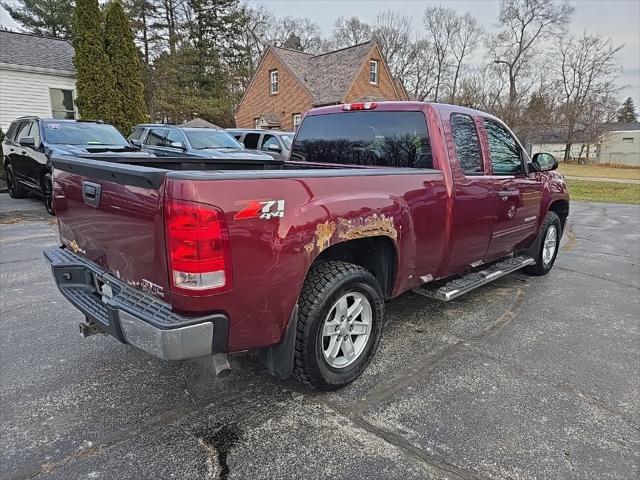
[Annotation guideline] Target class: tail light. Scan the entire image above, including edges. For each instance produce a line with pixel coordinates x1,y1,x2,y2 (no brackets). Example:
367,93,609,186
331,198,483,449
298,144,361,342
343,102,378,111
164,199,232,294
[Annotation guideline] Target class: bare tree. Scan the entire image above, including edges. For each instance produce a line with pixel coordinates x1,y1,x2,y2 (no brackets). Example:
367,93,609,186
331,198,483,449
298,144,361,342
487,0,573,125
554,32,623,162
449,12,482,104
423,6,458,102
372,11,415,81
331,16,372,49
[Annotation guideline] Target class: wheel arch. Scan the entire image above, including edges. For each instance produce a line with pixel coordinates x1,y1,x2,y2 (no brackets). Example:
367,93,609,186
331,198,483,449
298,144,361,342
548,199,569,232
311,236,398,299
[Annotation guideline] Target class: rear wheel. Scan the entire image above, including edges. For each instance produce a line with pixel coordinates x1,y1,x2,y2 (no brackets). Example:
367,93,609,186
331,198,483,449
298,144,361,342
293,261,384,390
4,163,27,198
43,173,55,215
525,211,561,276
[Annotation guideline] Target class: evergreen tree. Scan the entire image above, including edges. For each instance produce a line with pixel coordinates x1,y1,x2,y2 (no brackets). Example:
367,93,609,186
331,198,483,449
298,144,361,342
1,0,74,38
72,0,117,123
105,0,148,134
617,97,638,123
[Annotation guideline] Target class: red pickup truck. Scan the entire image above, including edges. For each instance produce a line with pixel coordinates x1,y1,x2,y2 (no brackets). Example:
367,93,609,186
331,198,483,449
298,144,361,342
45,102,569,390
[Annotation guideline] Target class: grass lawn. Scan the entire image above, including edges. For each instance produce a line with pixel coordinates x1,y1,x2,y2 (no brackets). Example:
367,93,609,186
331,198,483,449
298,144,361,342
558,163,640,180
567,179,640,204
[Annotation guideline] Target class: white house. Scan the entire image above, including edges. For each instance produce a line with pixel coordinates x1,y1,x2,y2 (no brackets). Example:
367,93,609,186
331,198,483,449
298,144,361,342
531,122,640,166
0,30,77,132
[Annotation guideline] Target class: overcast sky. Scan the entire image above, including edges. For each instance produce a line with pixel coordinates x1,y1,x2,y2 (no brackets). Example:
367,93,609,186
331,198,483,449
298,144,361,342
249,0,640,102
1,0,638,101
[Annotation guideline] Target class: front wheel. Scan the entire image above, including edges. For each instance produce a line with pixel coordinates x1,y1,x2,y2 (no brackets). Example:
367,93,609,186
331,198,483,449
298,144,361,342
4,163,27,199
293,261,384,390
525,211,561,276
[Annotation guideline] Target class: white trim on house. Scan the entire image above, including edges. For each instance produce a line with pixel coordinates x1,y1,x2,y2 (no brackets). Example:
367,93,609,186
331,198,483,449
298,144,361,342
0,62,75,78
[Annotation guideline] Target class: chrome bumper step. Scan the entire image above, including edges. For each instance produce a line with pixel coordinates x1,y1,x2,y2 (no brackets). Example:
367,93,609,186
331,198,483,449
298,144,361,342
412,256,535,301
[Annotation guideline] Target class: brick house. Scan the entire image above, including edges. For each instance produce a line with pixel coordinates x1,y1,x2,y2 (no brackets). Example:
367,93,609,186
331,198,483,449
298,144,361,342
235,40,408,131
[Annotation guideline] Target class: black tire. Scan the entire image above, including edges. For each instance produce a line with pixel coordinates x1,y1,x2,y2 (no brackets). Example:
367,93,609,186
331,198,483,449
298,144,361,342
293,261,384,390
4,163,27,199
43,173,55,216
525,211,561,276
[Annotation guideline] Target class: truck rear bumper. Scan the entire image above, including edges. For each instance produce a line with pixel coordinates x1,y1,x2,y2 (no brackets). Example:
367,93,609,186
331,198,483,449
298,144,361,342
44,247,228,361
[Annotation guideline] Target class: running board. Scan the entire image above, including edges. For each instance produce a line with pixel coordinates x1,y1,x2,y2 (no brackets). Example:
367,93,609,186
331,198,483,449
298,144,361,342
412,256,535,301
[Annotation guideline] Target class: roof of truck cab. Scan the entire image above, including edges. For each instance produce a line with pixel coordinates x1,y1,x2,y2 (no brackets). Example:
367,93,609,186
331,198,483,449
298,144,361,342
306,101,494,119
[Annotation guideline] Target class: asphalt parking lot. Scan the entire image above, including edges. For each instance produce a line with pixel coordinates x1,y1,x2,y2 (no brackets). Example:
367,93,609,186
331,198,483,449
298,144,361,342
1,193,638,480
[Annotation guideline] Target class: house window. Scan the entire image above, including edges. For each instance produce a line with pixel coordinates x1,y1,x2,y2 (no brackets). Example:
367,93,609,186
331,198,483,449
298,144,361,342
293,114,302,130
369,60,378,84
622,137,634,143
50,88,76,119
270,69,278,94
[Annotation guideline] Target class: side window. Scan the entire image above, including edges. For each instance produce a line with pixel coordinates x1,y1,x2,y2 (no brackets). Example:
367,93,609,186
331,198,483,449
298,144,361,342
483,119,524,175
16,122,32,142
6,122,19,141
451,114,483,175
145,128,166,146
231,133,242,140
260,134,280,151
166,129,183,146
29,122,41,146
243,133,260,149
129,128,144,141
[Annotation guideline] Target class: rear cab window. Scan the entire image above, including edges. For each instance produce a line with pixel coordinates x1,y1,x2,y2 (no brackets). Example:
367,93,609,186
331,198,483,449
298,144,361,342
291,111,434,168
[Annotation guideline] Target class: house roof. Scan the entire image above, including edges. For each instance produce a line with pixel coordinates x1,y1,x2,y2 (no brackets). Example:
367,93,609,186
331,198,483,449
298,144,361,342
270,41,386,106
0,30,75,73
181,117,220,129
603,122,640,132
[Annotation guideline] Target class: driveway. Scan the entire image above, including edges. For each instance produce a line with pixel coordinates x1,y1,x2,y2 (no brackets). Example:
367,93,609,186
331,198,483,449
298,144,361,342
1,195,638,480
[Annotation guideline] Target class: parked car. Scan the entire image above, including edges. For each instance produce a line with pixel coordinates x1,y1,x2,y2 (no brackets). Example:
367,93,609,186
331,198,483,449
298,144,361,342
2,117,146,215
45,101,569,390
129,124,277,164
226,128,294,161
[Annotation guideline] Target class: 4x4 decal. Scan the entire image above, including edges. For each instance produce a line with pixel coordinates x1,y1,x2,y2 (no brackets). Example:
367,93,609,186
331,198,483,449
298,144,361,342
234,200,285,220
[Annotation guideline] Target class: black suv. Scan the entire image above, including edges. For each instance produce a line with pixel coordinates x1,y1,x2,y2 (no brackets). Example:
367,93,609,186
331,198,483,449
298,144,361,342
2,117,144,214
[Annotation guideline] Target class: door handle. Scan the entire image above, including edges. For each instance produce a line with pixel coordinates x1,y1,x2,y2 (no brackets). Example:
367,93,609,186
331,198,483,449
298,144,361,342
82,181,102,207
498,189,519,199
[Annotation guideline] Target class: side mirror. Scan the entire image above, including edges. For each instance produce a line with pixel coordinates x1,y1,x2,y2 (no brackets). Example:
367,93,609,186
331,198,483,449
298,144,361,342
267,143,281,153
19,137,36,148
532,152,558,172
169,141,186,150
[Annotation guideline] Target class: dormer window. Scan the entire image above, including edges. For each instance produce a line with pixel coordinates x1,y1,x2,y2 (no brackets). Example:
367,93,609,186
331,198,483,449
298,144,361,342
369,60,378,85
270,69,279,94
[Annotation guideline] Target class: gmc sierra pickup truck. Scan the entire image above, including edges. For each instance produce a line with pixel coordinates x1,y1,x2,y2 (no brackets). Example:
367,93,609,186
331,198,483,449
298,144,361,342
45,101,569,390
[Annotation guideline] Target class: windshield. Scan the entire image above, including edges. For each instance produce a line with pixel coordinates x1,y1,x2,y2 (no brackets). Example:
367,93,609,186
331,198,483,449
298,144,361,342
290,111,433,168
43,122,129,146
281,134,293,149
185,130,243,150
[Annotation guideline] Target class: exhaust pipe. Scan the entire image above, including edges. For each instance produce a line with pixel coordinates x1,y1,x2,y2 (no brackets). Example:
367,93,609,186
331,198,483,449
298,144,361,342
211,353,231,378
79,320,104,338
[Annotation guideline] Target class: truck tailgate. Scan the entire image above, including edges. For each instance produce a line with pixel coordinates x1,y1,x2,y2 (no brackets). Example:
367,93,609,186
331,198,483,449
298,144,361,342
52,157,172,303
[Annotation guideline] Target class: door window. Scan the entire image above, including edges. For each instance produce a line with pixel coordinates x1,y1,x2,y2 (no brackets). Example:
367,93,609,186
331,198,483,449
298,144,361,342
243,133,260,149
166,129,183,146
145,128,167,146
483,119,524,175
28,122,41,147
16,122,32,142
129,127,144,141
451,113,483,174
260,134,280,151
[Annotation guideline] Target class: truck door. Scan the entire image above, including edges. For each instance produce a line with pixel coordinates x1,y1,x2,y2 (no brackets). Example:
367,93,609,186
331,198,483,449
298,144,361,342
482,118,542,261
444,113,495,275
12,121,33,182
